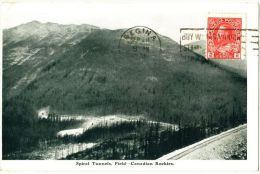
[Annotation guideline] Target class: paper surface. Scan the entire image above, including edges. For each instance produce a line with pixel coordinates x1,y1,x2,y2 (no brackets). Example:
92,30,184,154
0,0,259,173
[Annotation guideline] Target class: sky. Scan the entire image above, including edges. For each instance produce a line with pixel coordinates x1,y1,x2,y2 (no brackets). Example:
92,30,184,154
1,0,258,41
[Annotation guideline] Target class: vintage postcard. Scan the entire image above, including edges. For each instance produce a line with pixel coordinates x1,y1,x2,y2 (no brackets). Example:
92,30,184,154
0,0,259,173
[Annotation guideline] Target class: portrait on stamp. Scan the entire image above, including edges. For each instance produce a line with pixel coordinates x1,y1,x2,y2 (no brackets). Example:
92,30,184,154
207,17,242,59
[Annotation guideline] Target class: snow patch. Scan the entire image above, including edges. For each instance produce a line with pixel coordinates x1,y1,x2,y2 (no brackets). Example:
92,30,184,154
57,128,84,137
56,114,179,137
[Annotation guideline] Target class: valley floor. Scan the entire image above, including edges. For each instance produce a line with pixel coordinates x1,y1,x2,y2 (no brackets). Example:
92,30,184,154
3,114,246,160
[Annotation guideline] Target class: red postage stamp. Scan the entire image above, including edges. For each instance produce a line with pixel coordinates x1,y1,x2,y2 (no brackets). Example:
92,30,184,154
207,17,242,59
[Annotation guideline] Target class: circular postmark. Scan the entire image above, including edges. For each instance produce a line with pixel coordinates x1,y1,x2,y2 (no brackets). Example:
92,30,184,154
119,26,161,58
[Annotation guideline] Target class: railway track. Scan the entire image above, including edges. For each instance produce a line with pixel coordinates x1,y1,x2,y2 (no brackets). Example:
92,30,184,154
158,124,247,160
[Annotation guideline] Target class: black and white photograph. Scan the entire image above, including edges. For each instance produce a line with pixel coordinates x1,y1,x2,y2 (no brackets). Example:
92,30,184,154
0,0,259,173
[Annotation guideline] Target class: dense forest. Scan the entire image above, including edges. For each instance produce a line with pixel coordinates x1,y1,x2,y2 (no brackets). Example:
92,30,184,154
63,120,228,160
2,97,83,155
3,95,246,159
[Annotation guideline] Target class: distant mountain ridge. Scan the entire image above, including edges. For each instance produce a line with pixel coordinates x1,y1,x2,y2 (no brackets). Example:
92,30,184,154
3,21,246,125
3,21,99,97
184,40,247,78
